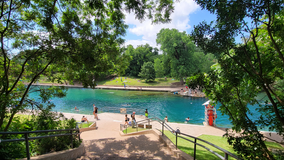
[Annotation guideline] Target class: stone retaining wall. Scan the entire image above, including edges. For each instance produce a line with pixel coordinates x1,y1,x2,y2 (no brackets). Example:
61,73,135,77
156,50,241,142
18,142,85,160
97,85,183,88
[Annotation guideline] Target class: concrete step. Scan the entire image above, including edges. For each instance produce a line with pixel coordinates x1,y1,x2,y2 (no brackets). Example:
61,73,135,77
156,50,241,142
78,134,178,160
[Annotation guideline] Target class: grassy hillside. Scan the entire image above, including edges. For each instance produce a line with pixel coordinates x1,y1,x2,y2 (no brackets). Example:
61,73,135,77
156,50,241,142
96,77,180,86
35,76,181,87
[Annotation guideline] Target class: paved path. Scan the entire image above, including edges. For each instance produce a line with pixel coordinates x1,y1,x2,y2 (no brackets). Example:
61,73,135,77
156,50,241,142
32,83,184,92
95,85,182,92
62,112,283,143
58,112,282,160
78,134,178,160
71,113,178,160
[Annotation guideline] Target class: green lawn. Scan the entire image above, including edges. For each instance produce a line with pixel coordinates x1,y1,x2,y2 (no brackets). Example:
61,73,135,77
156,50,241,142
164,131,284,160
34,76,181,87
122,126,147,134
96,77,180,86
77,122,91,129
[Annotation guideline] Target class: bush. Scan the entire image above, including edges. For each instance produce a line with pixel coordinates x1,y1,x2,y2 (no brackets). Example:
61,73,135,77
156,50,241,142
0,111,81,160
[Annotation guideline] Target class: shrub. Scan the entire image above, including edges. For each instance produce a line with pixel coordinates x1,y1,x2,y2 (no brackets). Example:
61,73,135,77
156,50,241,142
0,111,81,159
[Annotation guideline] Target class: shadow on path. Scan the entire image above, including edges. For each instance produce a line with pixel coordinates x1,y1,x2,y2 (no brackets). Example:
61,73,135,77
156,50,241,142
82,134,177,160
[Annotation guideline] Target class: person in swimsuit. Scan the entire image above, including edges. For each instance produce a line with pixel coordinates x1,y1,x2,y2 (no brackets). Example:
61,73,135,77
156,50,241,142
131,112,136,127
81,116,88,122
145,109,148,118
93,104,99,120
185,117,190,123
124,114,129,126
164,116,168,122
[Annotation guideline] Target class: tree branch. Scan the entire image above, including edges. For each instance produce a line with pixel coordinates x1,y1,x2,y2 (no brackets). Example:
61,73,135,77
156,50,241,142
3,57,55,131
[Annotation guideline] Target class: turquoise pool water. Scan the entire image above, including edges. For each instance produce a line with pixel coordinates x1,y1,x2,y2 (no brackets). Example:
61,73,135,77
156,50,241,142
28,87,262,128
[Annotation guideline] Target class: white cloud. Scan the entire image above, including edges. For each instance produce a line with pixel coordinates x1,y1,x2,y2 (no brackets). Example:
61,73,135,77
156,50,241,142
124,0,199,48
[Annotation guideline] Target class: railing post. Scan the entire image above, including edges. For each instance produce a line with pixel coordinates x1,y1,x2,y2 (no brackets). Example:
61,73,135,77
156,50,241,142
175,132,178,150
194,138,197,160
224,153,228,160
24,133,30,160
78,129,80,142
70,130,73,148
136,123,138,132
162,121,164,136
148,119,150,125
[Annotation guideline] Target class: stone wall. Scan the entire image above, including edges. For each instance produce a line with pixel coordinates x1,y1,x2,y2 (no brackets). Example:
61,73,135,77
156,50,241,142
19,142,85,160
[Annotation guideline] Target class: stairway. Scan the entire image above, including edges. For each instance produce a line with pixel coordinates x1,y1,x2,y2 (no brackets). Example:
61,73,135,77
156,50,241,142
77,134,178,160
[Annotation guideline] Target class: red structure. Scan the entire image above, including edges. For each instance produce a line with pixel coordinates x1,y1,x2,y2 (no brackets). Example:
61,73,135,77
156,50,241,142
203,100,217,126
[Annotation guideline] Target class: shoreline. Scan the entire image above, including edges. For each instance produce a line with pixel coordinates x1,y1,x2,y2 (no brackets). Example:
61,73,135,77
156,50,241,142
17,110,275,133
31,83,206,97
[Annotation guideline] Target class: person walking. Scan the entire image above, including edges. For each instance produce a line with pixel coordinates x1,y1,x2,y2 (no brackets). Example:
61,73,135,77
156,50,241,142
145,109,148,118
93,104,99,120
124,114,129,126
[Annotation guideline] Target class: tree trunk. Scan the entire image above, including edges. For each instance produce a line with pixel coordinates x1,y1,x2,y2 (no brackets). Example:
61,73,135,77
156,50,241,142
180,78,184,85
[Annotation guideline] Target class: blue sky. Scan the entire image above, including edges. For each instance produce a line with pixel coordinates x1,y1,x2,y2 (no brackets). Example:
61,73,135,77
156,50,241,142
123,0,217,48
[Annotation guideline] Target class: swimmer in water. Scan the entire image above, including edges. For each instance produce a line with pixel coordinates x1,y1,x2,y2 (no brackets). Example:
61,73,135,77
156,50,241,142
185,117,190,123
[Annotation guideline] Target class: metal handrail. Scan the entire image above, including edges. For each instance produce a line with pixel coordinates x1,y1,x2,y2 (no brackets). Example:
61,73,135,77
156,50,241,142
0,128,80,160
120,116,240,160
0,128,78,135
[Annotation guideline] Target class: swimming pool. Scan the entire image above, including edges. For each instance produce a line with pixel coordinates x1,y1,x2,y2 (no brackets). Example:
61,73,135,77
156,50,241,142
28,87,261,129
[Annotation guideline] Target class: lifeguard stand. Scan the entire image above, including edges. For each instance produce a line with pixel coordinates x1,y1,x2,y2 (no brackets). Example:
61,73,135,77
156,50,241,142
202,100,217,126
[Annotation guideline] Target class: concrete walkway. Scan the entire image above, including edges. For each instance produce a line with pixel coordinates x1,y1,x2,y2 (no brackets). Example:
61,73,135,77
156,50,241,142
32,83,183,92
59,112,283,160
80,134,178,160
95,85,182,92
63,112,283,143
67,113,179,160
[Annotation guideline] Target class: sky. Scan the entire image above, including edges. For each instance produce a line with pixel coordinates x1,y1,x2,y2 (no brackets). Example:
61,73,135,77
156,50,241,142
123,0,217,49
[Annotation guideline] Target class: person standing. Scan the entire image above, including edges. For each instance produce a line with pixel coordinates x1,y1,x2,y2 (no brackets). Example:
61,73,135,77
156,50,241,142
93,104,99,120
164,116,168,122
131,112,136,127
145,109,148,118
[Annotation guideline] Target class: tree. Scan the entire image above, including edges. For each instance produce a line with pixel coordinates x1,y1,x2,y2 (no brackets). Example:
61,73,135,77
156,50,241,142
192,49,216,73
0,0,174,131
190,0,284,159
125,44,160,77
154,58,165,78
138,62,156,82
156,28,196,83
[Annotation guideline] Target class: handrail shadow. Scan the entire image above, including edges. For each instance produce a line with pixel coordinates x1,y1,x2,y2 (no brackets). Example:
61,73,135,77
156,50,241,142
120,116,241,160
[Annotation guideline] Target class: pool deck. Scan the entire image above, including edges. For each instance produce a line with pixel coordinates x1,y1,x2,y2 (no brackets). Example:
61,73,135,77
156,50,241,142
62,112,283,144
32,83,206,97
95,85,181,92
32,83,183,92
